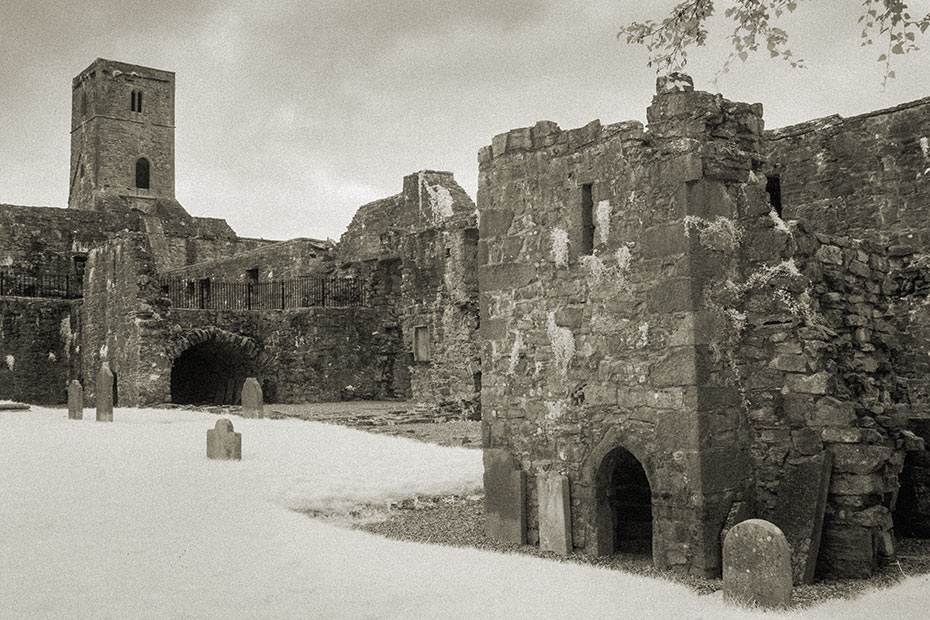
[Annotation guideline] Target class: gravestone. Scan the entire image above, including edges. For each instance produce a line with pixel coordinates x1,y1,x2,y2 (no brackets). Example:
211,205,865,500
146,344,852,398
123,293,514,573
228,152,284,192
241,377,263,418
207,419,242,460
723,519,792,609
67,380,83,420
765,450,833,584
96,365,113,422
483,449,526,543
537,472,572,554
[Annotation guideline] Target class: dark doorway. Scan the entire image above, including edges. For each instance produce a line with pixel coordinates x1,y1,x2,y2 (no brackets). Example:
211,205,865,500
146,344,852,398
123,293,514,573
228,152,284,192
595,446,653,556
112,371,118,407
894,449,930,538
170,340,257,405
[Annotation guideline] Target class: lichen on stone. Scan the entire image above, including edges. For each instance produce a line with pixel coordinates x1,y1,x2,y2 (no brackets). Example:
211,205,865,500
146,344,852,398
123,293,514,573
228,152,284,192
507,330,523,375
596,200,611,244
5,355,14,371
546,311,575,376
683,215,743,251
550,228,569,267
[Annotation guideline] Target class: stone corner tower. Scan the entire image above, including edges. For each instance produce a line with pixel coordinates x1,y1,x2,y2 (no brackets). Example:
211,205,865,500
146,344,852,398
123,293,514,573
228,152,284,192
68,58,188,219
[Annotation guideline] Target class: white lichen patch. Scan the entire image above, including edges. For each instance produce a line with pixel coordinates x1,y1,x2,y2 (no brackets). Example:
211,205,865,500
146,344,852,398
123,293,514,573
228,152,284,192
683,215,743,251
544,400,564,421
5,355,14,371
550,228,569,267
0,256,12,267
769,209,794,235
724,308,748,333
60,316,72,347
615,245,633,277
507,331,523,375
546,311,575,376
636,323,650,349
726,259,802,294
582,244,634,287
581,254,607,283
921,136,929,158
99,344,108,360
596,200,611,244
48,352,57,362
424,182,454,220
534,361,544,377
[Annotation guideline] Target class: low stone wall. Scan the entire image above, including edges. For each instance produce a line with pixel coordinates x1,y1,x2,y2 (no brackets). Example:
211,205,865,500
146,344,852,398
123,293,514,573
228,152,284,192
164,238,328,282
0,297,78,404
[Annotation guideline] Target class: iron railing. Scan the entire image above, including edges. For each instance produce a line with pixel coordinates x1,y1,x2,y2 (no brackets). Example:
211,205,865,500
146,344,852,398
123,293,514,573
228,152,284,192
0,271,83,299
160,275,366,310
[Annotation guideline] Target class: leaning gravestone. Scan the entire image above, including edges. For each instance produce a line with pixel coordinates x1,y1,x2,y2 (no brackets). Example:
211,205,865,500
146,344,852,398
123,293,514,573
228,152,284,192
96,365,113,422
67,380,83,420
207,419,242,460
241,377,263,418
537,472,572,554
723,519,792,609
483,449,526,543
765,450,834,584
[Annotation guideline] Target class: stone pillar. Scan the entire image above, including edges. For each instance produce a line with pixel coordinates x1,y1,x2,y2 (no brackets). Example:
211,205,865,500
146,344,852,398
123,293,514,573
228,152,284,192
207,419,242,460
67,380,83,420
241,377,263,418
723,519,792,609
537,472,572,554
96,365,113,422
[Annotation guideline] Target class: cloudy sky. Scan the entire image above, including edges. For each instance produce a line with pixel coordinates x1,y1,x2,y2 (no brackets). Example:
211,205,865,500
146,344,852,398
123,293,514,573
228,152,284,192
2,1,929,241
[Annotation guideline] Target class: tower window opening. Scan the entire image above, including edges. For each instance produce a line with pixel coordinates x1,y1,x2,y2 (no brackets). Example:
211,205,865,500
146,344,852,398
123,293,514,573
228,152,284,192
131,90,143,113
137,91,142,113
135,157,150,189
131,91,136,112
581,183,595,255
766,174,782,217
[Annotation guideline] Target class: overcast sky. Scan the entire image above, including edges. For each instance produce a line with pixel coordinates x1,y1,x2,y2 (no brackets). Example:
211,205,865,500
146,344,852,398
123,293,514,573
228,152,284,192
2,1,929,241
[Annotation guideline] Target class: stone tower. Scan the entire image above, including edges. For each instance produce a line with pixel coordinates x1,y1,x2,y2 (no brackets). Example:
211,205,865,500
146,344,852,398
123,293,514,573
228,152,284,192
68,58,188,218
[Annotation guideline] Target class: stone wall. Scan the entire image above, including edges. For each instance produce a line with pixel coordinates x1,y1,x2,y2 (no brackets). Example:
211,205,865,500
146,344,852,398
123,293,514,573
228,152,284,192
337,171,480,419
478,76,767,577
766,96,930,245
0,297,78,404
165,238,329,282
80,234,170,405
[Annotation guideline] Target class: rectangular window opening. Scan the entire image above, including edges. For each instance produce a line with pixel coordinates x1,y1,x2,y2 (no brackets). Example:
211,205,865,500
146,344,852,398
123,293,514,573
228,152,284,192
246,267,259,283
766,174,782,217
581,183,595,255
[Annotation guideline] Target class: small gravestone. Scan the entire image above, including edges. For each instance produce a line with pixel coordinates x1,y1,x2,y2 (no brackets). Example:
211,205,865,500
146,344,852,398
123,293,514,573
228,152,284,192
207,419,242,460
483,449,526,543
537,472,572,554
241,377,263,418
96,365,113,422
723,519,792,609
67,380,83,420
765,450,834,584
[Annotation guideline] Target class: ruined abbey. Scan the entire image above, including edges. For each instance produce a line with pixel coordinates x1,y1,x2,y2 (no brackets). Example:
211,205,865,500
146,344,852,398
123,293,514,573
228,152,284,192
2,60,929,581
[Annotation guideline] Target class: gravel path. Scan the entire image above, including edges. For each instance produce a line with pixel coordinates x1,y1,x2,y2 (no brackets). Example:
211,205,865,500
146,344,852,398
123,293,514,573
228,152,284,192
359,494,930,609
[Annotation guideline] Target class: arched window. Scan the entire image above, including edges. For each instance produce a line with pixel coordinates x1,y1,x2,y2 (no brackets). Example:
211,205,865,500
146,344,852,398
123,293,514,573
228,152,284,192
135,158,150,189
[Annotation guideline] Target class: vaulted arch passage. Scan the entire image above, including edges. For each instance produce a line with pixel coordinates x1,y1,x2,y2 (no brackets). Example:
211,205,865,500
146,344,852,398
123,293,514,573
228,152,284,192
170,340,259,405
594,446,653,556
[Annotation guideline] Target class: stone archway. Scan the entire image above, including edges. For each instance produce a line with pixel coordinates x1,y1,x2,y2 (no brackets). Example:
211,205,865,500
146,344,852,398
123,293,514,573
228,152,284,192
593,446,653,556
167,328,268,405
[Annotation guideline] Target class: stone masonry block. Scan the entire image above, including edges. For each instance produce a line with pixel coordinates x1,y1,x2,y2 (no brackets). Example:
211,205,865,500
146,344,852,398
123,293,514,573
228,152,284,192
537,472,572,555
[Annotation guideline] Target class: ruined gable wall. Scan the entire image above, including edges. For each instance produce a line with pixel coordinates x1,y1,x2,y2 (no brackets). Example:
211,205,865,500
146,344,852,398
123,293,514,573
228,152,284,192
766,97,930,245
336,171,480,418
0,298,78,404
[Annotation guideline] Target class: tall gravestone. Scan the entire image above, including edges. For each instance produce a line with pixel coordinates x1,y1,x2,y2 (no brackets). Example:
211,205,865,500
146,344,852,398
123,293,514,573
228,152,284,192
67,380,83,420
241,377,263,418
723,519,792,609
537,472,572,554
483,449,526,543
207,419,242,460
96,365,114,422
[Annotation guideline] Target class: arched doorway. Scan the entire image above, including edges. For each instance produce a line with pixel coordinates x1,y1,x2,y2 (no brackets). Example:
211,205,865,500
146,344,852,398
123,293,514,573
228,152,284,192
594,446,653,556
170,339,258,405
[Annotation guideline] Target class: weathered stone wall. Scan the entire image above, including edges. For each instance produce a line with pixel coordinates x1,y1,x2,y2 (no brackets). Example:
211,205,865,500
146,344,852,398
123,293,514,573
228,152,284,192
479,77,768,577
766,96,930,245
0,203,273,276
0,297,78,404
337,171,480,419
81,234,170,405
165,238,329,281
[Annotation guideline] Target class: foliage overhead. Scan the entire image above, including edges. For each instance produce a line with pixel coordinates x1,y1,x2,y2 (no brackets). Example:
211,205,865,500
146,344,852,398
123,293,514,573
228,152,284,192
618,1,930,85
